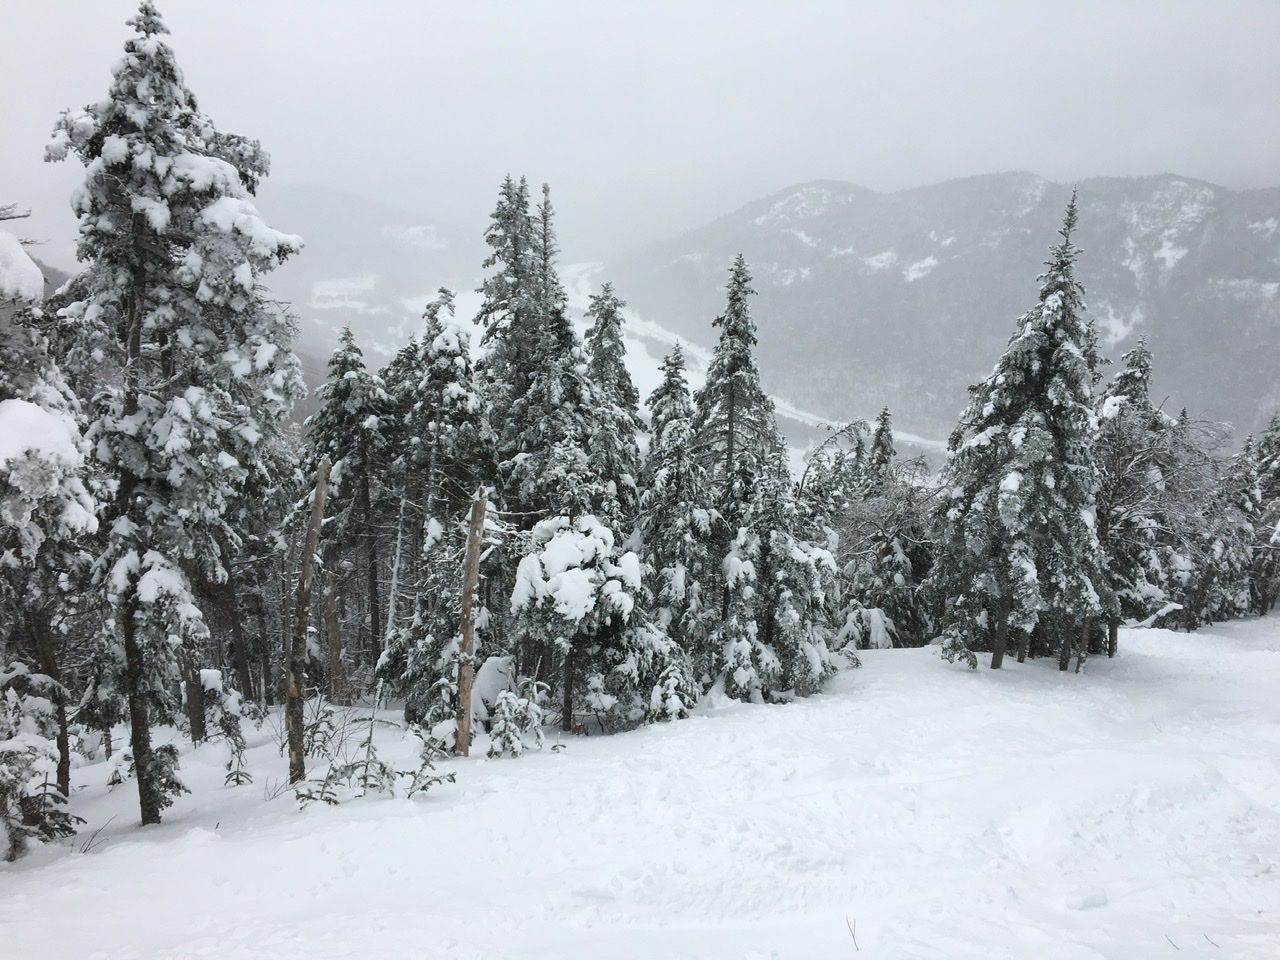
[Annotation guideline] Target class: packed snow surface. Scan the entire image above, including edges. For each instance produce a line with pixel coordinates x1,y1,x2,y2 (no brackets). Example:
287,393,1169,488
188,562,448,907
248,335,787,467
3,620,1279,959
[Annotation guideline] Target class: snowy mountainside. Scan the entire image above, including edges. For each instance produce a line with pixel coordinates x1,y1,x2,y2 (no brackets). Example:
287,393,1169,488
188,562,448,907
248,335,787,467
606,173,1280,439
3,618,1278,958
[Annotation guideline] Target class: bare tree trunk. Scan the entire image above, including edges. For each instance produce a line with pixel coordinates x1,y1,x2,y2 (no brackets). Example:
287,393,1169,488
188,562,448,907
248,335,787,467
1058,619,1074,672
253,589,273,706
28,612,70,797
1075,615,1092,674
1016,629,1030,663
277,557,291,705
287,457,330,784
561,646,576,734
179,653,206,744
122,589,162,824
989,600,1010,670
360,472,382,663
224,574,255,701
322,569,347,705
1107,617,1119,658
455,492,487,757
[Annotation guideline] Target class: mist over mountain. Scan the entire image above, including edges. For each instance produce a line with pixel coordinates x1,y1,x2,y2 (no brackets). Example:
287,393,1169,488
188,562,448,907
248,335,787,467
605,173,1280,440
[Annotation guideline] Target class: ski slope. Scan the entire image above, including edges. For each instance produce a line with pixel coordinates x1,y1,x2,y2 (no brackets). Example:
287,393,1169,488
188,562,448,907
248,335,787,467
3,620,1278,959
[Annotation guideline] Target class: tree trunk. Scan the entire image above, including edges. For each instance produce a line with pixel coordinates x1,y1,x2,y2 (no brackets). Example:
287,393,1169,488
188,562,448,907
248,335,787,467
287,457,330,784
224,575,255,701
253,589,273,706
102,728,113,760
561,645,575,733
122,591,163,825
121,211,163,826
1107,617,1119,658
322,568,347,705
455,492,487,757
1058,619,1074,672
989,603,1010,670
360,472,382,663
1016,629,1030,663
28,612,70,797
1075,615,1092,674
179,653,206,744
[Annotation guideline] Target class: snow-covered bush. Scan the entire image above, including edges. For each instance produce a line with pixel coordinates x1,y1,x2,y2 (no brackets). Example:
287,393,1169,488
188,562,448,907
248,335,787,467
487,678,548,758
1,664,81,861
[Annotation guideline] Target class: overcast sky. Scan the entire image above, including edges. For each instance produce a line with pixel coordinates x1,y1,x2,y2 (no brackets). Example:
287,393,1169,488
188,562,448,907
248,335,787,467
4,0,1279,267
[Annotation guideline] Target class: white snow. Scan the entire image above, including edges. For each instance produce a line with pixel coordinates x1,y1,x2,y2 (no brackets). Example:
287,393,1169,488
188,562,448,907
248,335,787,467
902,256,938,282
1095,301,1145,347
861,249,898,273
4,619,1278,958
783,228,817,247
0,230,45,302
0,399,81,469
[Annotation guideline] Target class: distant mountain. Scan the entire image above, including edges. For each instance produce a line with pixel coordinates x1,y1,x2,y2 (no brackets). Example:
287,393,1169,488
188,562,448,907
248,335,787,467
604,173,1280,441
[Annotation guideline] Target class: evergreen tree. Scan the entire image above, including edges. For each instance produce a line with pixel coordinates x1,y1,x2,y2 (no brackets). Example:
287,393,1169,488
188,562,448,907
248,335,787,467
721,462,837,701
378,290,493,722
868,407,896,478
305,327,388,665
693,255,786,534
584,283,643,524
927,194,1105,670
637,347,718,678
46,1,301,822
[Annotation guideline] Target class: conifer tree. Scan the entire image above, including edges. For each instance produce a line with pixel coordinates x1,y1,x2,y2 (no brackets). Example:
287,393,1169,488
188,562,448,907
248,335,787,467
927,194,1105,670
638,347,718,673
584,283,643,524
378,290,493,722
693,256,786,534
46,1,301,822
868,407,896,478
305,327,388,663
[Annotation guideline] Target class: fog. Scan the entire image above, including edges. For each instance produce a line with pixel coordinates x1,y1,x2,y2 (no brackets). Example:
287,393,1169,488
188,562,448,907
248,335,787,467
3,0,1278,267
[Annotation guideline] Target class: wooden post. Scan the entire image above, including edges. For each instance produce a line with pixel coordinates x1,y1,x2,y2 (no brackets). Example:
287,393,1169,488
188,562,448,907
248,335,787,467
286,456,329,784
455,491,488,758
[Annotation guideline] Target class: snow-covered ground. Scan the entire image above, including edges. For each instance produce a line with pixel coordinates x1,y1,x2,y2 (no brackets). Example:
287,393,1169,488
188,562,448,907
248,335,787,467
4,619,1279,959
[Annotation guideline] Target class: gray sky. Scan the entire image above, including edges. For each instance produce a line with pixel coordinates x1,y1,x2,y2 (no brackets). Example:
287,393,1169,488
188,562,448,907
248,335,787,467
4,0,1279,267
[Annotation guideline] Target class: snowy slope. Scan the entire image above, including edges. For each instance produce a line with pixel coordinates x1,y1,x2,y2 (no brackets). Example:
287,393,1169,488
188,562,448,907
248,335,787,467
4,619,1279,959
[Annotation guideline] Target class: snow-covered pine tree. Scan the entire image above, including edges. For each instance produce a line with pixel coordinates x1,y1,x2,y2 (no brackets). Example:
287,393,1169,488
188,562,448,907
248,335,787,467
637,346,718,689
1,221,99,817
927,193,1105,670
867,406,896,479
305,327,389,671
584,283,643,524
1092,340,1181,653
717,458,837,701
475,176,536,473
693,255,786,537
378,290,494,724
46,2,301,822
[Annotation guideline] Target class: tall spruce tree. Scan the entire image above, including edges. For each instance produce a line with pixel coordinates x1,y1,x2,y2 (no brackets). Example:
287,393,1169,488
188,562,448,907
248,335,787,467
46,1,301,822
927,194,1105,670
637,346,718,685
584,283,643,525
868,407,896,478
693,255,786,534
